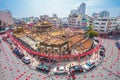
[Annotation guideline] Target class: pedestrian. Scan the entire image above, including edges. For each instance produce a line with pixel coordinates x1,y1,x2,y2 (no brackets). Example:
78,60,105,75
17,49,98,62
71,70,75,80
68,69,71,80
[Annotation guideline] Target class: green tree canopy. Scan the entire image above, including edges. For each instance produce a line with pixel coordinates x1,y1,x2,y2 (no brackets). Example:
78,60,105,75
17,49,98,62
87,26,98,38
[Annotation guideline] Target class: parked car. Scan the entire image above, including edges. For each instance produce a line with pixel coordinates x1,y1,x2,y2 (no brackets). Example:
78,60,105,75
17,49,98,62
17,53,25,58
99,49,105,57
69,65,83,72
40,57,57,63
13,48,19,54
100,45,105,51
83,60,96,71
116,41,120,50
36,63,50,72
13,48,25,58
52,66,68,74
22,57,31,64
94,39,99,43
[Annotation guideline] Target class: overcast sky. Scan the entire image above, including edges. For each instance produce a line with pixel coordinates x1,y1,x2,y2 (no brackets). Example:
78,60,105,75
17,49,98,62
0,0,120,18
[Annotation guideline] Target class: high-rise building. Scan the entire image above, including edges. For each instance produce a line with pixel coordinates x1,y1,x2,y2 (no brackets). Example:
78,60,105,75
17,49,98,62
0,10,13,26
70,3,86,19
78,3,86,19
100,10,110,18
69,3,86,28
92,10,110,19
70,9,78,15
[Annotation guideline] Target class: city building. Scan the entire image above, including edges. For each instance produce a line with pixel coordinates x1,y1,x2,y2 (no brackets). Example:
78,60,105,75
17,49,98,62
93,17,118,33
0,10,13,26
78,3,86,19
117,16,120,28
99,10,110,18
69,14,82,28
39,14,61,28
61,17,69,27
40,15,49,21
70,3,86,19
69,3,86,28
92,10,110,19
108,17,118,32
48,14,61,28
85,15,94,26
69,14,87,28
92,13,100,19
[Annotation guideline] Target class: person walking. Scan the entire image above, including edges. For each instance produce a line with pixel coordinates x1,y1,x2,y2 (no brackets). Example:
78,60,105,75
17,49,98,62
71,70,76,80
68,69,71,80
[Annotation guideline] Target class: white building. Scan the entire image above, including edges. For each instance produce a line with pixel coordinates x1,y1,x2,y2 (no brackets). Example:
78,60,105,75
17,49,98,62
61,17,69,27
69,3,86,28
69,14,82,28
117,17,120,27
49,17,61,27
85,15,93,26
93,17,118,33
109,17,118,32
48,14,61,27
0,10,13,25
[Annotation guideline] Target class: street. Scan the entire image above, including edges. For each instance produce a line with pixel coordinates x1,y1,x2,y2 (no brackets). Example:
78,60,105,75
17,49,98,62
0,37,120,80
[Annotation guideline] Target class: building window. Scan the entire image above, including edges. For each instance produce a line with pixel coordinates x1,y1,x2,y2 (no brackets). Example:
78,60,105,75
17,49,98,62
101,26,105,28
102,19,107,21
100,30,104,32
101,23,105,25
95,23,99,24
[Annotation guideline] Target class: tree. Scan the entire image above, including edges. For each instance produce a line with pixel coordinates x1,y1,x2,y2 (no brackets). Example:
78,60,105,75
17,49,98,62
88,25,93,31
86,26,98,39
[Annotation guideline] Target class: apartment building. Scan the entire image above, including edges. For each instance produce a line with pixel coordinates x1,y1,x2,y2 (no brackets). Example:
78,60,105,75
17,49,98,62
93,17,118,33
0,10,13,26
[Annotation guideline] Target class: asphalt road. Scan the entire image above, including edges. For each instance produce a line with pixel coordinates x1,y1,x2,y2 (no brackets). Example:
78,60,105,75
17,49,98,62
0,37,120,80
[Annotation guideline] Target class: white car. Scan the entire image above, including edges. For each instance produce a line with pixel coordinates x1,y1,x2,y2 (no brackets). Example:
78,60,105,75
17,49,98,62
52,66,68,74
83,60,95,71
22,57,31,64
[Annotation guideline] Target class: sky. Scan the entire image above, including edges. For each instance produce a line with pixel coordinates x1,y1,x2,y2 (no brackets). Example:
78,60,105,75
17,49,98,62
0,0,120,18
